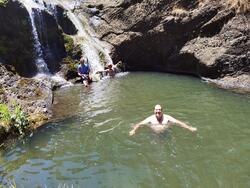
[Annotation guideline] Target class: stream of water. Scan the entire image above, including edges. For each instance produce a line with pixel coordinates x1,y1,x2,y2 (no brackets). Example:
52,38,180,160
0,72,250,187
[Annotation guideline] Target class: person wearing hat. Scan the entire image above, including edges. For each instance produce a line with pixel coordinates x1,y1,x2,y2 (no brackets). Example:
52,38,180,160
129,104,197,136
78,57,90,87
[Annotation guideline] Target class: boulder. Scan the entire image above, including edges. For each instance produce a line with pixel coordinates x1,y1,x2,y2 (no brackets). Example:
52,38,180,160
0,64,53,131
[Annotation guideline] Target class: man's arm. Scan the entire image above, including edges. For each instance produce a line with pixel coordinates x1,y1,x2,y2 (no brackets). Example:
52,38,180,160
168,115,197,132
129,116,151,136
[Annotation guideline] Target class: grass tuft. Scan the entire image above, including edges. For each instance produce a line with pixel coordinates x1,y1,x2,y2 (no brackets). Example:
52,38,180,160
171,7,189,17
227,0,250,13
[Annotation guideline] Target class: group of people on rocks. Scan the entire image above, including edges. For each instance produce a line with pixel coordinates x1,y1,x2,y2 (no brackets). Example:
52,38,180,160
77,57,121,87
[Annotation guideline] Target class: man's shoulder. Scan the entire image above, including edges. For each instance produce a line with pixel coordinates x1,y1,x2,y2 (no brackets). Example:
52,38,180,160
163,114,176,123
146,115,156,121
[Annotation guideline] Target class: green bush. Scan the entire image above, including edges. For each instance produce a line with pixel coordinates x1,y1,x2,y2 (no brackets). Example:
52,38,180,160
63,34,74,56
0,103,11,126
0,0,8,7
63,34,82,59
0,103,29,136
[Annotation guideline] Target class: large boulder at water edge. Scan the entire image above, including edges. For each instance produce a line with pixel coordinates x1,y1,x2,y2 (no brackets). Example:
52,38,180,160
0,64,53,142
82,0,250,91
0,0,37,76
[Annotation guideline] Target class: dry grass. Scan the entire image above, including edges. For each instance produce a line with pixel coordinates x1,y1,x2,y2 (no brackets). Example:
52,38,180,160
227,0,250,13
171,7,189,17
198,0,250,13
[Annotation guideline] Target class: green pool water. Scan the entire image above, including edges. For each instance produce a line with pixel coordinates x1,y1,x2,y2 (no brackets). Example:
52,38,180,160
1,72,250,187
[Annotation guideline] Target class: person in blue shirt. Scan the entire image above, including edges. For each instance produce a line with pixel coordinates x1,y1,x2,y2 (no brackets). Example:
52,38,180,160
78,57,91,87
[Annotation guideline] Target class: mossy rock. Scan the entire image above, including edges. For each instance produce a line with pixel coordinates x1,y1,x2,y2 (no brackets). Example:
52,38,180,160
63,34,74,53
28,113,48,129
62,57,78,69
16,78,44,100
61,57,79,80
17,78,34,87
99,51,106,65
63,34,82,59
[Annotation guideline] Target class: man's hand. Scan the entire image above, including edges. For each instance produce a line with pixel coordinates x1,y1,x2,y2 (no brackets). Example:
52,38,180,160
189,127,197,132
129,129,135,136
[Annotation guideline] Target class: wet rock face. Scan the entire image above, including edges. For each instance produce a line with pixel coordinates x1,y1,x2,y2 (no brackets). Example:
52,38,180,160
33,9,66,74
0,0,67,76
85,0,249,79
53,5,77,35
0,0,37,76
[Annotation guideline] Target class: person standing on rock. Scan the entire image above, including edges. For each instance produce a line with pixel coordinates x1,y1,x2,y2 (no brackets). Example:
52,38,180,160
129,104,197,136
78,57,91,87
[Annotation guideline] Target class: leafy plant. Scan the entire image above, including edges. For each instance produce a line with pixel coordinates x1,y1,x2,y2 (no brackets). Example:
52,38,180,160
0,102,28,136
99,51,106,65
12,103,28,136
0,103,11,127
0,0,8,7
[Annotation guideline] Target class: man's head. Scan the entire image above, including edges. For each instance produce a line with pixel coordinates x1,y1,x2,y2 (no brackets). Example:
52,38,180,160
80,57,87,65
154,104,163,119
107,64,113,69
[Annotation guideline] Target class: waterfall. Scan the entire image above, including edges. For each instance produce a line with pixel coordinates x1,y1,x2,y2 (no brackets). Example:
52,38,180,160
47,0,113,73
19,0,113,83
19,0,49,74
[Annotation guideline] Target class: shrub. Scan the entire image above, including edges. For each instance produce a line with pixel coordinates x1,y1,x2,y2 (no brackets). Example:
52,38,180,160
0,103,11,129
171,7,189,17
0,102,29,136
99,51,106,65
0,0,8,7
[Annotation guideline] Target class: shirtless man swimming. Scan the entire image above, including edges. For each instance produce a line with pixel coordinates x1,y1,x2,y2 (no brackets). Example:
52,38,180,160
129,104,197,136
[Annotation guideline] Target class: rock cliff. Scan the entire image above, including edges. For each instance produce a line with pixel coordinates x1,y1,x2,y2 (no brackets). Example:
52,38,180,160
0,0,66,76
82,0,250,91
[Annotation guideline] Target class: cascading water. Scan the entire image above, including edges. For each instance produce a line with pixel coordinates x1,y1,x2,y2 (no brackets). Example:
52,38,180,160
19,0,113,85
47,0,113,74
19,0,73,87
19,0,49,73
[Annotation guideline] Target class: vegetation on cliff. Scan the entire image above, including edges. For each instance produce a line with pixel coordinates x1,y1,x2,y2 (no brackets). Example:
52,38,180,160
0,0,8,7
60,34,82,80
0,102,29,143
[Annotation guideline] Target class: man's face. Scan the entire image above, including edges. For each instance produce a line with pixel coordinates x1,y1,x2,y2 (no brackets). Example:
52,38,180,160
154,107,163,119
